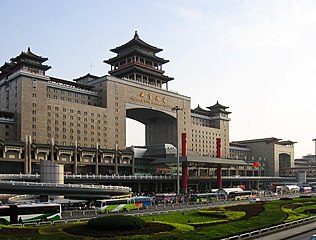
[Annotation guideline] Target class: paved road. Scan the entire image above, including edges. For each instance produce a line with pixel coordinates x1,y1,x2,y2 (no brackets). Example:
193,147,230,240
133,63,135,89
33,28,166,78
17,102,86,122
256,221,316,240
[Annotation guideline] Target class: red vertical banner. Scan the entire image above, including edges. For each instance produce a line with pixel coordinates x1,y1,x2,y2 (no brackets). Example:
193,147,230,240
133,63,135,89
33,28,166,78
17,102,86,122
181,133,188,194
216,138,221,158
181,133,187,157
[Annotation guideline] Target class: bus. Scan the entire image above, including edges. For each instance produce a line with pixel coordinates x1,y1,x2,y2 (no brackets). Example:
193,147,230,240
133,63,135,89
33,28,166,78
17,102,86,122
155,193,176,204
134,196,153,209
0,203,62,225
190,193,218,203
95,198,136,213
228,191,252,201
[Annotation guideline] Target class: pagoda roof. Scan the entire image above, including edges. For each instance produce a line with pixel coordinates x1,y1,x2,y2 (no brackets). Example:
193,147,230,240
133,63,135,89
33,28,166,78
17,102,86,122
207,101,231,114
0,47,51,76
49,77,95,91
105,48,169,65
110,31,163,54
207,101,229,110
191,105,209,115
11,47,48,63
0,61,16,73
110,65,174,82
14,58,51,71
73,73,99,82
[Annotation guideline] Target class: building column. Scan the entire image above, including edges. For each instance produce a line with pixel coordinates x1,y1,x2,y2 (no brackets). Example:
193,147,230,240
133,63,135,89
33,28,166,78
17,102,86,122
216,138,222,188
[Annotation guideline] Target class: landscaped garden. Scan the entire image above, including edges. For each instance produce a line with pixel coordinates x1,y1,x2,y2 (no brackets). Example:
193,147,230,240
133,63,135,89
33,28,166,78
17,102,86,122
1,196,316,240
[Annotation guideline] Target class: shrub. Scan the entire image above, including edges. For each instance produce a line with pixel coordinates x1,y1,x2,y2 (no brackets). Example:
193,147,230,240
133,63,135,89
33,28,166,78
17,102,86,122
87,215,145,231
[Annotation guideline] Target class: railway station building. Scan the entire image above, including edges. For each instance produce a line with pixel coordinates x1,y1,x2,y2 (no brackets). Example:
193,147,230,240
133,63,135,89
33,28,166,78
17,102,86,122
0,32,295,192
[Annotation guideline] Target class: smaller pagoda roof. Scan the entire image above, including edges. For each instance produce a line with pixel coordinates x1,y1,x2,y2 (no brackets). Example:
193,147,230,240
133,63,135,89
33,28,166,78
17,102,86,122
207,101,231,114
0,61,16,73
0,47,51,74
207,101,229,110
110,31,163,54
49,77,95,91
73,73,99,82
11,47,48,63
191,105,209,115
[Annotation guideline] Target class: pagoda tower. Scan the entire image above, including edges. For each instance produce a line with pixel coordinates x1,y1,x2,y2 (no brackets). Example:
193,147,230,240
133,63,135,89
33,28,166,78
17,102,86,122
104,31,173,89
0,47,51,80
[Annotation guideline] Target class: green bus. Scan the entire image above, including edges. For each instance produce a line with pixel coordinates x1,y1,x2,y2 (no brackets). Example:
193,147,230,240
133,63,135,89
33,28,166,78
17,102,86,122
95,198,136,213
190,193,218,203
0,203,62,224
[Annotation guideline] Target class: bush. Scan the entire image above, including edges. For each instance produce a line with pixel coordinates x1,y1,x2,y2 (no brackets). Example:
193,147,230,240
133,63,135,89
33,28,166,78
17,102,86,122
87,215,145,231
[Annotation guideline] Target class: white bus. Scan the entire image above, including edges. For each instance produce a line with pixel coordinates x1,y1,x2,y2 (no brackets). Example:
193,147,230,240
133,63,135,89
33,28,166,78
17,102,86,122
0,203,62,224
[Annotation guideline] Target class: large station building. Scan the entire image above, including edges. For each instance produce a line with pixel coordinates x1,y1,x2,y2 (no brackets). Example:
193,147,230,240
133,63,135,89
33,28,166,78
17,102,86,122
0,32,296,191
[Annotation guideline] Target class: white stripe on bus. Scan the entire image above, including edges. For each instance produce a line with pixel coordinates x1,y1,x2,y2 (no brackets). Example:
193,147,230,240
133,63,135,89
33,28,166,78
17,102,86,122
112,204,126,212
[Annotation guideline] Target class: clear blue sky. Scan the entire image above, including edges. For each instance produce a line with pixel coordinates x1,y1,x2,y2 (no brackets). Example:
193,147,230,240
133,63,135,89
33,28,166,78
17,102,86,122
1,0,316,158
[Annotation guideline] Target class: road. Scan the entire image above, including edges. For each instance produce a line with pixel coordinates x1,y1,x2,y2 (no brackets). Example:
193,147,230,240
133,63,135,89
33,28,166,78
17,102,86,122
250,221,316,240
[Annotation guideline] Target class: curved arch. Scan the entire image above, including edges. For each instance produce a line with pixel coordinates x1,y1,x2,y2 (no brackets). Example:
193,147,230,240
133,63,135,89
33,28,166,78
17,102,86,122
126,108,175,124
126,108,176,146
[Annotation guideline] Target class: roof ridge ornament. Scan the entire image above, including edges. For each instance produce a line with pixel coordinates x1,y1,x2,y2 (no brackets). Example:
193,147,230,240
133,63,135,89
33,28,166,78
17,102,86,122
134,30,139,39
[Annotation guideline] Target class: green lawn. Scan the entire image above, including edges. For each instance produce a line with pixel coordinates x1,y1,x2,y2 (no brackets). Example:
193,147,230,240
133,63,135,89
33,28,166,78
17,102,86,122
1,196,316,240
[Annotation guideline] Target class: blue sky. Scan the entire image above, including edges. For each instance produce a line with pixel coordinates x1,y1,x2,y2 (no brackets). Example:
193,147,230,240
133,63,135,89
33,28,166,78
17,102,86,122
1,0,316,158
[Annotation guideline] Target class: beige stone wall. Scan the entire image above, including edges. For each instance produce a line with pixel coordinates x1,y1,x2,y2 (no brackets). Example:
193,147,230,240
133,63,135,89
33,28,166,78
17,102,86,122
107,76,192,151
1,72,231,160
191,124,230,158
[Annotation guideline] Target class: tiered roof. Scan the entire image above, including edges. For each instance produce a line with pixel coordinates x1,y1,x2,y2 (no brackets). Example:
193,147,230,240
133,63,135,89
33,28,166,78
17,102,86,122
191,101,231,116
104,31,174,84
0,47,51,79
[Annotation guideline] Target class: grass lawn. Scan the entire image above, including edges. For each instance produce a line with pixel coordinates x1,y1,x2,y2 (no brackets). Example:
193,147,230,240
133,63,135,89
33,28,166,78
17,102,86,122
0,197,316,240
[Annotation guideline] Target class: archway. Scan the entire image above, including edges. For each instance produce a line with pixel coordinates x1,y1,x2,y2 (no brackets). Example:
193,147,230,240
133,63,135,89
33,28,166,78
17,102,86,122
126,108,176,147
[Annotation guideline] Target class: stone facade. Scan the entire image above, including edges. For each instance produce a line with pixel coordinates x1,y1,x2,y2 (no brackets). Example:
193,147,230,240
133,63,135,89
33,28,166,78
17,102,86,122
0,34,230,175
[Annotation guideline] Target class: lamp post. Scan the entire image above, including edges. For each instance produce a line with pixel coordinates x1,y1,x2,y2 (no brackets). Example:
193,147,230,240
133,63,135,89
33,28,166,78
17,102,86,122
313,139,316,167
172,106,182,199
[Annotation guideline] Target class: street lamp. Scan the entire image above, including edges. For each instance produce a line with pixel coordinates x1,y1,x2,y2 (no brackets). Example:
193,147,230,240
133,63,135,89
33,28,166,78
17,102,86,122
313,139,316,167
172,106,183,199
